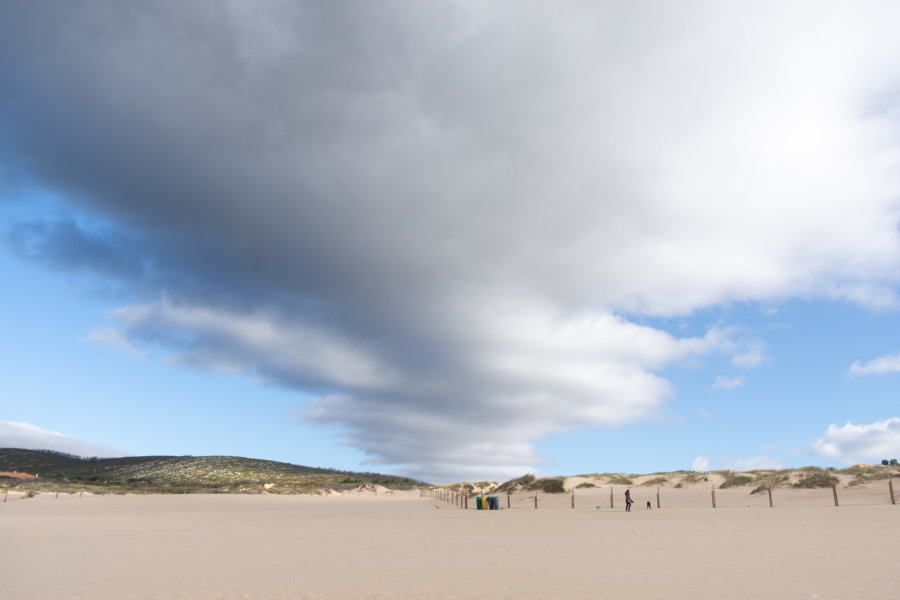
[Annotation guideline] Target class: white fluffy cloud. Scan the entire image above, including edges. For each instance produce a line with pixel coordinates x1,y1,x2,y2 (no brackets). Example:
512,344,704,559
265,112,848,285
718,456,787,471
849,353,900,376
712,375,745,390
811,418,900,464
690,456,710,472
83,328,147,360
691,454,785,472
0,421,127,458
107,298,727,481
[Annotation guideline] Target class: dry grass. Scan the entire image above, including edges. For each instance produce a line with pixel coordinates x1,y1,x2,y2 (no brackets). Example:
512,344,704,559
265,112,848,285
641,477,668,487
793,472,839,489
606,475,634,486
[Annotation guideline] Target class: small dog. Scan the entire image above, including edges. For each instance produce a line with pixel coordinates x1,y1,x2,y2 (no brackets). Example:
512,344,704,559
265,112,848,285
646,501,652,509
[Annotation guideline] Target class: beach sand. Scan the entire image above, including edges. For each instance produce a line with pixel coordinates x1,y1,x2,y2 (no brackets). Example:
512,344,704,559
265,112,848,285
2,487,898,599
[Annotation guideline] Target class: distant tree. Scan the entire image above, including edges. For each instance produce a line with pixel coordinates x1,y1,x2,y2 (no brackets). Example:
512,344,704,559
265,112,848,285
891,459,898,466
882,459,890,466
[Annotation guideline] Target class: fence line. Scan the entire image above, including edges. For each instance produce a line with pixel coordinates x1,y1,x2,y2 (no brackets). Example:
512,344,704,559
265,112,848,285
422,480,899,511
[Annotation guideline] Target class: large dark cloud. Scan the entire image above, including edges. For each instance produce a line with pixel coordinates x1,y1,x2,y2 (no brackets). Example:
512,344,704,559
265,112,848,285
2,1,900,481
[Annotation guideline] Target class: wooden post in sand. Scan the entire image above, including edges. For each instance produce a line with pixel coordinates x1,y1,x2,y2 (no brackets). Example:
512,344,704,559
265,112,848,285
767,486,773,508
889,477,896,505
832,483,839,507
609,487,614,509
3,491,7,503
656,486,661,509
534,494,538,509
507,493,510,509
571,490,575,509
711,485,717,508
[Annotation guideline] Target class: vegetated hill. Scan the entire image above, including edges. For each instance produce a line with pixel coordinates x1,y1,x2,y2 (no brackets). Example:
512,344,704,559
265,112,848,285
0,448,429,493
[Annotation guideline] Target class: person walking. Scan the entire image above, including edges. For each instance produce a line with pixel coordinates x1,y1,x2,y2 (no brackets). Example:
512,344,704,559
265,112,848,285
625,489,633,512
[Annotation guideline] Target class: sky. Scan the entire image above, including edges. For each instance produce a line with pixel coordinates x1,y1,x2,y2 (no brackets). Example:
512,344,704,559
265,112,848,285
2,1,900,484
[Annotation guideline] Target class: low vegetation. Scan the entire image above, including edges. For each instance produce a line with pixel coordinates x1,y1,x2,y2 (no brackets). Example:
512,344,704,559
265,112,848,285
641,477,668,487
494,474,536,494
0,448,429,495
719,474,753,489
675,472,708,487
493,474,567,494
793,472,839,489
531,477,566,493
606,475,634,486
9,448,899,499
845,463,900,487
750,471,791,494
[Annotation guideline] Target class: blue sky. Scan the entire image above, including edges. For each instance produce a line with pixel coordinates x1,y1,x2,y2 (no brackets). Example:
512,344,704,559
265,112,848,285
2,1,900,483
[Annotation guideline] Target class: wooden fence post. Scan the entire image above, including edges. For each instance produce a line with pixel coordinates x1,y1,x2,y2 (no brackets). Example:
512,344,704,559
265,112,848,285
609,486,614,509
890,477,896,505
534,494,538,509
656,486,660,509
571,490,575,509
711,485,717,508
3,491,7,503
767,486,773,508
507,493,510,509
832,483,839,507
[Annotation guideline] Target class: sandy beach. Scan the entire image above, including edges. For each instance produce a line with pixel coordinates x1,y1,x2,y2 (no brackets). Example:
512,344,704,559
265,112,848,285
2,486,898,600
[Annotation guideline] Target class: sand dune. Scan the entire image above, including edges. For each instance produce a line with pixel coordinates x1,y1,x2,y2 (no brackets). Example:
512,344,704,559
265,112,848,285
2,482,898,599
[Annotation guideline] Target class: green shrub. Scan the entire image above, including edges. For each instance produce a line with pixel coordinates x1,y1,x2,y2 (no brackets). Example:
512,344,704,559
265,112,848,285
576,482,595,488
793,472,839,488
532,477,566,494
720,475,753,489
495,473,536,493
750,472,790,494
608,475,634,485
641,477,668,487
679,472,708,484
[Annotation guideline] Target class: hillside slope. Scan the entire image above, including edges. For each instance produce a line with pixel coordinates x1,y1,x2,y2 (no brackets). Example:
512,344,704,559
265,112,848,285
0,448,428,492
